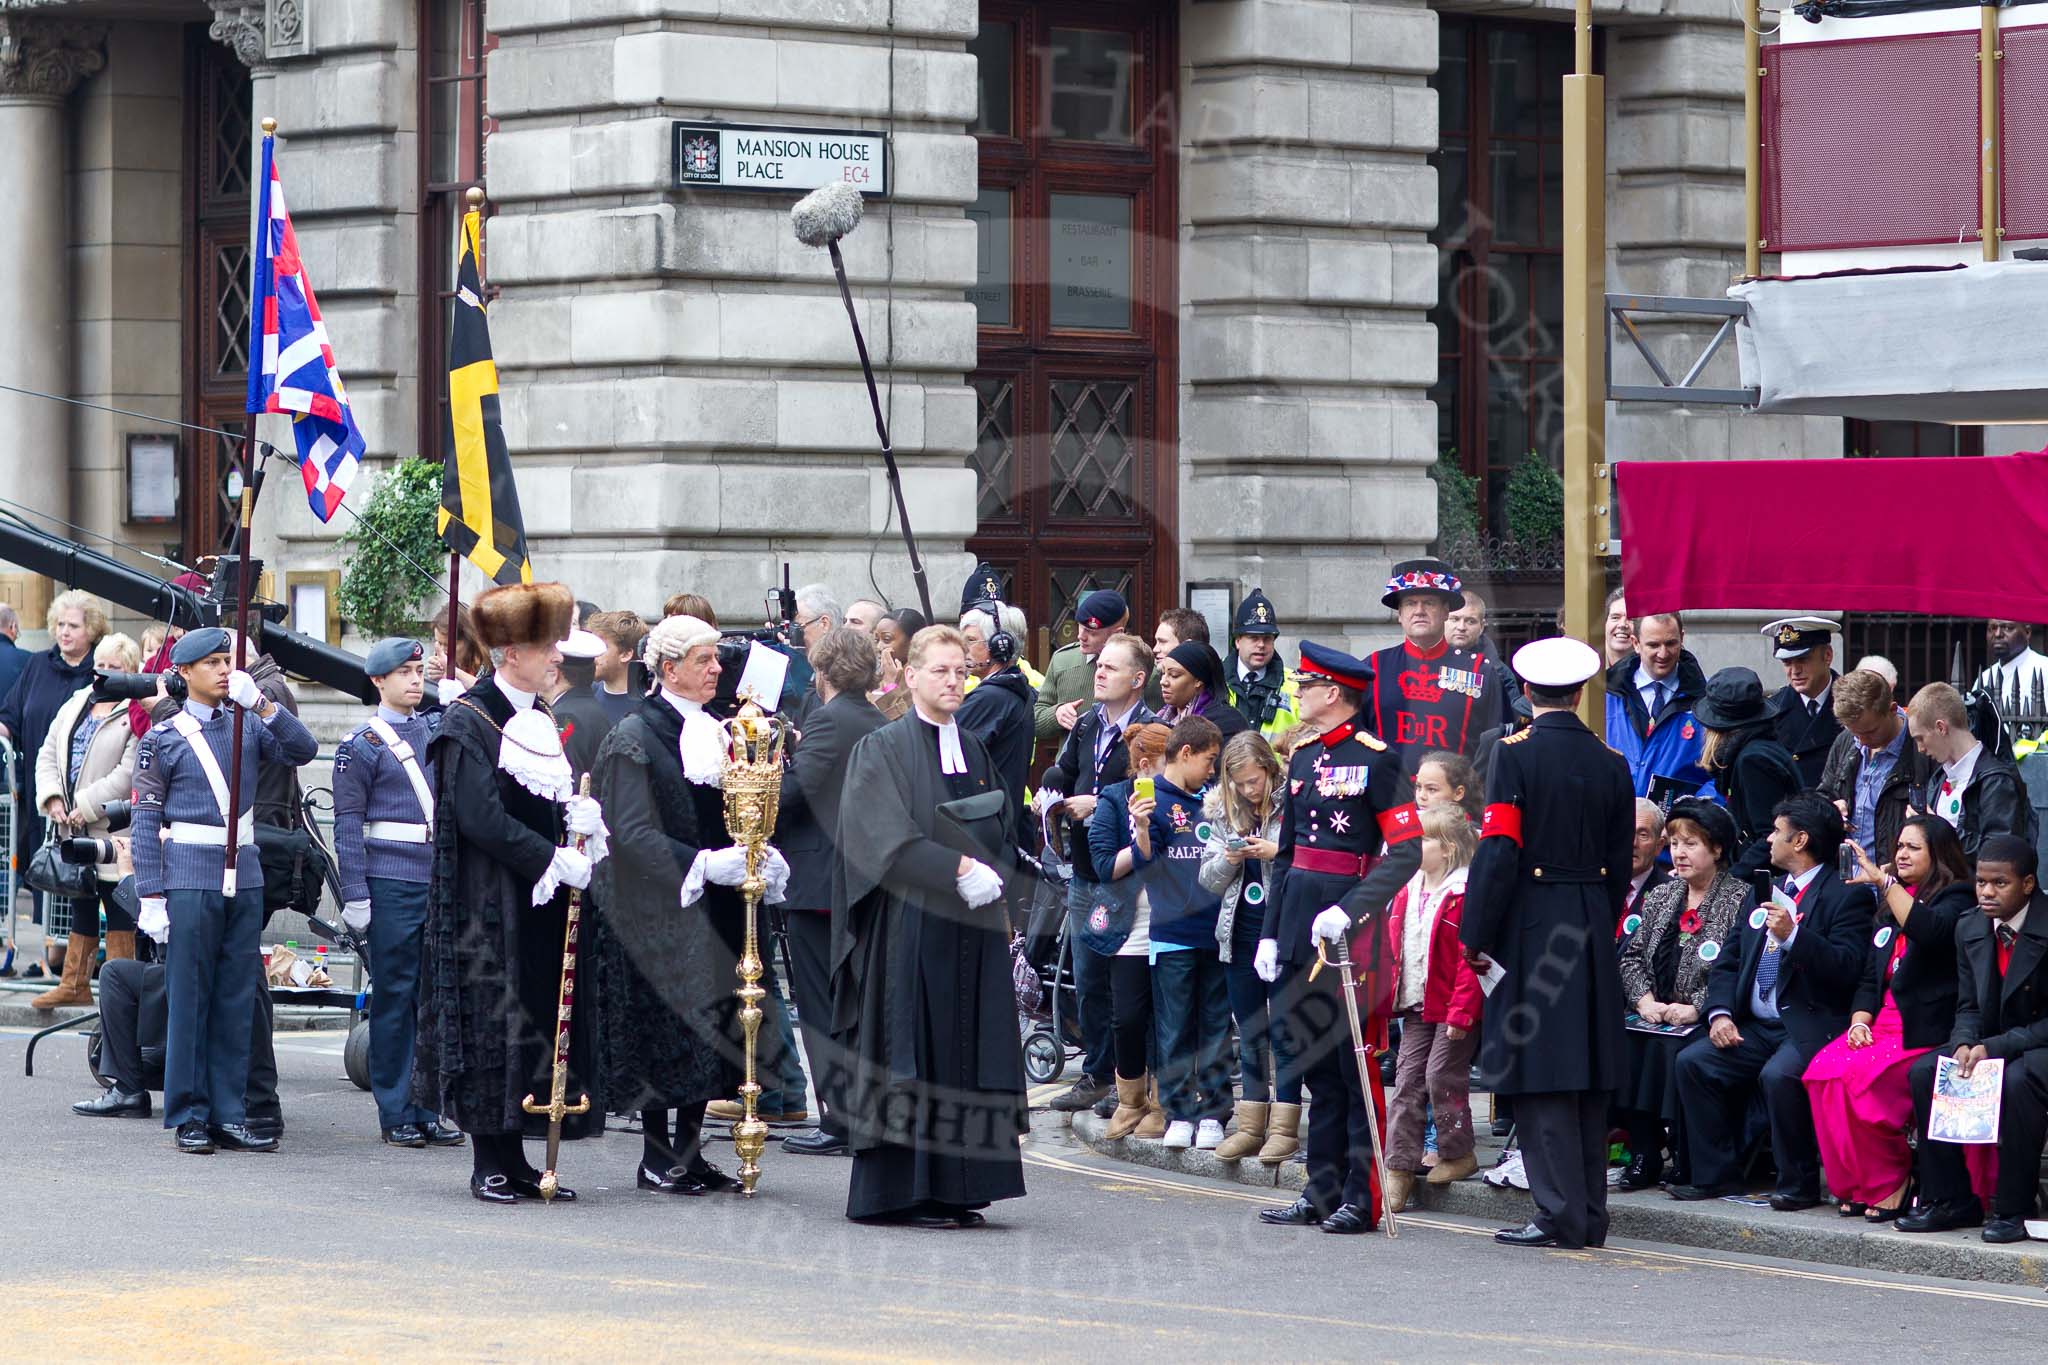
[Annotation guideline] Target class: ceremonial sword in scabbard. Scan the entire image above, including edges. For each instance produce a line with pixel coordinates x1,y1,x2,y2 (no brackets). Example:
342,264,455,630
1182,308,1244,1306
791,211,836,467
1313,935,1400,1239
522,772,594,1202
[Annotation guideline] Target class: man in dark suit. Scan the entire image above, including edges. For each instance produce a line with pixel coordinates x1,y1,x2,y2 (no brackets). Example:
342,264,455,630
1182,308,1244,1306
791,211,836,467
1762,617,1842,789
1035,632,1157,1114
1459,637,1634,1251
1671,793,1871,1208
1617,797,1675,949
774,626,888,1156
1900,836,2048,1240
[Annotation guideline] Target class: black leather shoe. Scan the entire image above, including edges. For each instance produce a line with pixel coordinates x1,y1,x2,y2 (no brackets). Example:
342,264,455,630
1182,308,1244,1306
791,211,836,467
1047,1075,1111,1112
1896,1198,1983,1234
952,1209,987,1228
210,1123,280,1153
245,1117,284,1143
1982,1216,2029,1244
1769,1193,1822,1213
73,1087,151,1118
421,1120,467,1147
508,1175,577,1202
383,1124,428,1148
1091,1092,1118,1119
1494,1222,1561,1248
1321,1202,1377,1235
686,1160,739,1193
782,1128,850,1155
471,1173,519,1205
1256,1196,1325,1226
1667,1182,1740,1202
176,1120,214,1154
638,1164,710,1195
1617,1153,1662,1192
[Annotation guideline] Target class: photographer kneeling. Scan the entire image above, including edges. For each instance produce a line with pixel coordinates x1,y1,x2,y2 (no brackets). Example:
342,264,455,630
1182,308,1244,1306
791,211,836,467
72,844,279,1122
30,633,146,1009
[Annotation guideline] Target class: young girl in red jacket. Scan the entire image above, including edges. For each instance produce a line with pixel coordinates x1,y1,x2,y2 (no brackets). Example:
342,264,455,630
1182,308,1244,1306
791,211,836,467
1382,802,1484,1213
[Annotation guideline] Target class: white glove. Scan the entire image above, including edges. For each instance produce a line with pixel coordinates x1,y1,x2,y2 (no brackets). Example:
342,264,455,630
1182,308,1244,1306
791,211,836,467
564,794,606,838
139,897,169,943
956,860,1004,908
437,678,465,704
1253,938,1280,982
550,845,593,891
342,899,372,932
701,846,750,887
1312,906,1351,944
227,669,263,711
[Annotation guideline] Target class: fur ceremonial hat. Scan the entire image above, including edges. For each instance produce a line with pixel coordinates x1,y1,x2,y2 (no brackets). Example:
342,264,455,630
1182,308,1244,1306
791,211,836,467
471,581,575,650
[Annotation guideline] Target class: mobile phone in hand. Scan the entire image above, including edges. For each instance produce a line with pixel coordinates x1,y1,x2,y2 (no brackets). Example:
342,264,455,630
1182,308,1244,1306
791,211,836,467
1133,776,1155,802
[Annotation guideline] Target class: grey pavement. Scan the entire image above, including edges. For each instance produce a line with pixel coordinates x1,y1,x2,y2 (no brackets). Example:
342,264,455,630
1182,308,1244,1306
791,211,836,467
5,1024,2047,1362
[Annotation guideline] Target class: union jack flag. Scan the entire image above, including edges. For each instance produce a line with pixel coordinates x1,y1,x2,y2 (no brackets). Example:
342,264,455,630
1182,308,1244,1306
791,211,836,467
246,131,366,522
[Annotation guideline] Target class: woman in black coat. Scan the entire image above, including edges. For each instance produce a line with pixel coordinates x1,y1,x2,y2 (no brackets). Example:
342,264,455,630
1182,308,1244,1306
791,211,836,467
1694,667,1801,877
1802,815,1979,1220
0,591,105,925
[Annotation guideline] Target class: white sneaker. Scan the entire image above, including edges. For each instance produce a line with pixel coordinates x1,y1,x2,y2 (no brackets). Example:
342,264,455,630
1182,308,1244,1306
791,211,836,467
1485,1151,1527,1190
1194,1119,1225,1150
1162,1119,1195,1149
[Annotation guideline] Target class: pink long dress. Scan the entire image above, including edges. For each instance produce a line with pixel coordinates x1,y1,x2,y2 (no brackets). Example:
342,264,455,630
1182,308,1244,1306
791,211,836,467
1803,933,1996,1206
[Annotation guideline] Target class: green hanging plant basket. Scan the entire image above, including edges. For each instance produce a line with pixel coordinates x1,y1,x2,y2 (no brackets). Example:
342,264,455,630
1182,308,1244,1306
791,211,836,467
335,458,445,641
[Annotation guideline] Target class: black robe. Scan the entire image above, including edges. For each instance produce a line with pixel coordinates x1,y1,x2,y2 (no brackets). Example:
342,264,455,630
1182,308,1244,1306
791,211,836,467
831,713,1028,1218
588,694,757,1114
412,675,601,1139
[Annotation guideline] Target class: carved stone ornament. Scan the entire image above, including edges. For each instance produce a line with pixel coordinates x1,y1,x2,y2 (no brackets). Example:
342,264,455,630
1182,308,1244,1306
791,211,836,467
0,16,105,101
207,0,269,69
269,0,306,59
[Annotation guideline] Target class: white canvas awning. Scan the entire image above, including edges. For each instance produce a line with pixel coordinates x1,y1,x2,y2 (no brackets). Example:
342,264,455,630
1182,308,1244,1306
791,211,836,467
1732,259,2048,423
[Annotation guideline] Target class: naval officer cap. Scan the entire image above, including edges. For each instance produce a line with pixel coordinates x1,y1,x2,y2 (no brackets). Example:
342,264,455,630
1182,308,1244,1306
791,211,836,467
1512,636,1602,690
364,637,425,678
1761,616,1839,661
557,628,607,660
170,626,232,666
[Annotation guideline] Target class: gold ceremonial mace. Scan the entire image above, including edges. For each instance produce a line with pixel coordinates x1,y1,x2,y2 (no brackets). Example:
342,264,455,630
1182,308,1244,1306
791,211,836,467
721,699,790,1196
521,773,595,1201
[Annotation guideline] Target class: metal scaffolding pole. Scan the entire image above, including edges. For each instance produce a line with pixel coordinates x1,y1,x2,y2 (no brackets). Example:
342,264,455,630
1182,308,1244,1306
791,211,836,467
1745,0,1763,278
1981,3,2002,263
1564,0,1608,736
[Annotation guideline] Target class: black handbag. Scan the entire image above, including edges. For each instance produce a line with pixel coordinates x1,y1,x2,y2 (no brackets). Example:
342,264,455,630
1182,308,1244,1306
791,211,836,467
25,819,97,898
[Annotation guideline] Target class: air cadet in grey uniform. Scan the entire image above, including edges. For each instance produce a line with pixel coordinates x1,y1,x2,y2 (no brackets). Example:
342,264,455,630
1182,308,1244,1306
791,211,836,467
133,627,317,1154
333,637,463,1149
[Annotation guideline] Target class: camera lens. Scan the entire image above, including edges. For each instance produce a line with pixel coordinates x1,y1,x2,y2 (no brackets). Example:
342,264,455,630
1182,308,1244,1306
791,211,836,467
59,836,115,865
101,799,133,833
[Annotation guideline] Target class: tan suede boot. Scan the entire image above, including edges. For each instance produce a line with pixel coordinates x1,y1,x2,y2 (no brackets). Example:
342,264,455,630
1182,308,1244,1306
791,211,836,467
1103,1075,1149,1140
32,932,97,1009
1134,1076,1168,1140
1385,1169,1416,1214
1213,1100,1270,1160
103,930,138,963
1258,1101,1302,1165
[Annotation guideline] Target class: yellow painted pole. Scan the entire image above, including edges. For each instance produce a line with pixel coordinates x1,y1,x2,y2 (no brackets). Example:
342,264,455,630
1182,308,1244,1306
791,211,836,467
1745,0,1763,278
1981,3,2001,262
1564,0,1607,736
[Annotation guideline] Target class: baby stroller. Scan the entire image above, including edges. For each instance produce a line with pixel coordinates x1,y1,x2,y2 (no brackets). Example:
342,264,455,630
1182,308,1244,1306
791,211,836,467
1013,810,1086,1084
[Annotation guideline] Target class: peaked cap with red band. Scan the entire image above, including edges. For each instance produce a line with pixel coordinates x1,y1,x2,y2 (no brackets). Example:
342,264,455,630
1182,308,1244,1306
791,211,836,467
1293,640,1373,692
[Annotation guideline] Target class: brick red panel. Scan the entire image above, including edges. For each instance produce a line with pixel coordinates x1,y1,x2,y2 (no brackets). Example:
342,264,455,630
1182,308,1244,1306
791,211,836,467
2003,24,2048,241
1765,31,1981,252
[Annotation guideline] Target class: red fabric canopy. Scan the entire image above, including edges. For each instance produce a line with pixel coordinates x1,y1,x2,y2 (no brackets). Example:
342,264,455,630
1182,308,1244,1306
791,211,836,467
1616,450,2048,619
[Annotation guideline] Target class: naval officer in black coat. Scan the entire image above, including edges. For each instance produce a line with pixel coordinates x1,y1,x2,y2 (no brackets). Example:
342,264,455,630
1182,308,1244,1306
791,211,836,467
1763,617,1843,789
1460,636,1634,1250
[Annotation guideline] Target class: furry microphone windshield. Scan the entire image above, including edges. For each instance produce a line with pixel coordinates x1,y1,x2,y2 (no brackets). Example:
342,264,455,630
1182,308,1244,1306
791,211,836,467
790,181,865,247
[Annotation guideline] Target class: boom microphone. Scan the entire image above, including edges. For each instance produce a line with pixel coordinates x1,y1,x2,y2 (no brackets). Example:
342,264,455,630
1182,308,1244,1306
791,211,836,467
789,180,934,622
790,182,864,248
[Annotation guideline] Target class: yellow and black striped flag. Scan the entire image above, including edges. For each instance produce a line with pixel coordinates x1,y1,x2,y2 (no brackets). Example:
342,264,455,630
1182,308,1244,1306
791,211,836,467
437,206,532,586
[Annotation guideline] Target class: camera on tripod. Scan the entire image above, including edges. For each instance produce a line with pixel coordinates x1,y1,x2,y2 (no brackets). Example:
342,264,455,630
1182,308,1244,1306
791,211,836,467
59,799,132,865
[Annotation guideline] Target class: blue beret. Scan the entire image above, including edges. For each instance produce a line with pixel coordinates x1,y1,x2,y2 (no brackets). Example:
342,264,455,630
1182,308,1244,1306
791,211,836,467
1076,590,1127,631
365,637,426,677
170,627,231,666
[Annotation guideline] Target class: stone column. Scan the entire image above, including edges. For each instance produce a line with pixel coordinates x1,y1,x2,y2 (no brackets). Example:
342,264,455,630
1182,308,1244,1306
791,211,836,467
0,19,103,540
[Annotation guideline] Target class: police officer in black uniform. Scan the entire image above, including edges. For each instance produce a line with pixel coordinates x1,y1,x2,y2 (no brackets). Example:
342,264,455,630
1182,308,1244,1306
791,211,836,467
1253,642,1422,1234
1762,616,1842,789
1460,636,1634,1250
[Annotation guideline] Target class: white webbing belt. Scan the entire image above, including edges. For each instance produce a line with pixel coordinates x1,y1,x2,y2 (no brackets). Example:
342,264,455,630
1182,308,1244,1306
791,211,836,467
364,820,430,844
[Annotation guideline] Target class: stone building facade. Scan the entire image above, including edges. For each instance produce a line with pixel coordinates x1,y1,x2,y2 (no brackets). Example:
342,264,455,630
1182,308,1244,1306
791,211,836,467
0,0,2011,681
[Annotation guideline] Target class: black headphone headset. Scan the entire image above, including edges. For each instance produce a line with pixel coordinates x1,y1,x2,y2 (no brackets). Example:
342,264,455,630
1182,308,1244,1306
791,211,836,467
968,597,1018,667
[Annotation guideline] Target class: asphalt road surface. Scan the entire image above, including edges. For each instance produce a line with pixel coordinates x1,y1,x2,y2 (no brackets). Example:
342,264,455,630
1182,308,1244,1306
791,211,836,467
5,1023,2043,1362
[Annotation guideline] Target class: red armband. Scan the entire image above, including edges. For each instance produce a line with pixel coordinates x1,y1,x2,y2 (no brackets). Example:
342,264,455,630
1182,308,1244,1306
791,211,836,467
1377,802,1422,843
1480,802,1523,845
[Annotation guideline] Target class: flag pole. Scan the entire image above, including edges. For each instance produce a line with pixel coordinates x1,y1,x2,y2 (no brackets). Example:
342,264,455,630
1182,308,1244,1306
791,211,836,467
443,186,486,678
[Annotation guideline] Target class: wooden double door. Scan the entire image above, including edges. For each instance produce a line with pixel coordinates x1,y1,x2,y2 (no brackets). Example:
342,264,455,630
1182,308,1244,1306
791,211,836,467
965,1,1177,662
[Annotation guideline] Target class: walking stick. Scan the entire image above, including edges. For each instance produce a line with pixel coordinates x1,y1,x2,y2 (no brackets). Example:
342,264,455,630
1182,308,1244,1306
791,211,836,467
521,773,594,1201
1316,936,1399,1238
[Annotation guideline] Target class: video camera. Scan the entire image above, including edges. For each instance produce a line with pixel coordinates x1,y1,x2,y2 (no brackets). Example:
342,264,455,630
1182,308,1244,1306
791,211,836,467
192,555,288,632
58,799,132,865
719,564,802,653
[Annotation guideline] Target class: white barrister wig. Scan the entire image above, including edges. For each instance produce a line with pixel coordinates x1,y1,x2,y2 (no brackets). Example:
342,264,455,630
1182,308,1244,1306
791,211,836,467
646,614,720,669
790,182,864,248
